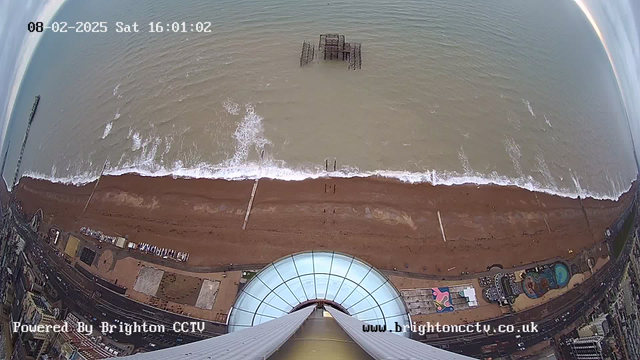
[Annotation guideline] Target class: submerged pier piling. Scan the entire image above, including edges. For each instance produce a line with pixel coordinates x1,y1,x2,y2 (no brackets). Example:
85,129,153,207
300,41,315,66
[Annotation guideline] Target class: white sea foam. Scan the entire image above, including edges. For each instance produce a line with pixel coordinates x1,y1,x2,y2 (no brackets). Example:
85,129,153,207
18,105,632,202
223,98,240,116
570,170,585,197
522,99,536,118
19,108,631,202
131,132,142,151
503,138,524,178
535,154,556,188
21,160,631,202
607,173,624,197
114,108,121,120
101,122,113,139
543,114,552,127
116,153,125,167
162,136,173,158
113,84,121,96
228,104,271,166
458,147,472,174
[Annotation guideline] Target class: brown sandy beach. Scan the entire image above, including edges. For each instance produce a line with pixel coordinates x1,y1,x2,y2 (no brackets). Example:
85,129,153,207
14,174,636,274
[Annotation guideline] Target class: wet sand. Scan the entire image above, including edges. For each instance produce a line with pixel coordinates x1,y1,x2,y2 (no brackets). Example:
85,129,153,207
14,174,636,274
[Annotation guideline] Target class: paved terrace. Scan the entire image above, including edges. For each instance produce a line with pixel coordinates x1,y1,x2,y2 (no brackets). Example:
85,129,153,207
44,219,621,331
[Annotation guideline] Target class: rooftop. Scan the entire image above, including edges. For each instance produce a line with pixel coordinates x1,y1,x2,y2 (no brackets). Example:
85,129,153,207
227,251,411,336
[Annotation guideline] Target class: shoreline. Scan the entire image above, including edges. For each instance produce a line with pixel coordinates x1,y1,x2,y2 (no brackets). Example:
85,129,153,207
21,166,634,202
14,174,637,274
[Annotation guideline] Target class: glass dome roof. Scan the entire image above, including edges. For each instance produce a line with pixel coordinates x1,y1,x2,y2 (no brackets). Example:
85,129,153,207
227,251,411,336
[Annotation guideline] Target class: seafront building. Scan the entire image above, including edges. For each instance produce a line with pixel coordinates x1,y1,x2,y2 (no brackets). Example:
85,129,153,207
119,252,472,359
577,314,609,338
0,208,123,359
567,336,606,360
20,292,56,358
47,313,116,360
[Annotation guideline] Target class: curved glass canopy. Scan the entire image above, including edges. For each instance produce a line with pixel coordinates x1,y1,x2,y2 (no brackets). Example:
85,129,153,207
228,251,411,336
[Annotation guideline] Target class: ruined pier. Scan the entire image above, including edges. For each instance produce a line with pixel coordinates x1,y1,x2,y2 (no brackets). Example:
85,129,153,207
300,33,362,70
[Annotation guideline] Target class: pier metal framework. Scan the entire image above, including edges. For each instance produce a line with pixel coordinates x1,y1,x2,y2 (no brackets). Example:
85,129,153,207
300,34,361,69
300,41,315,67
